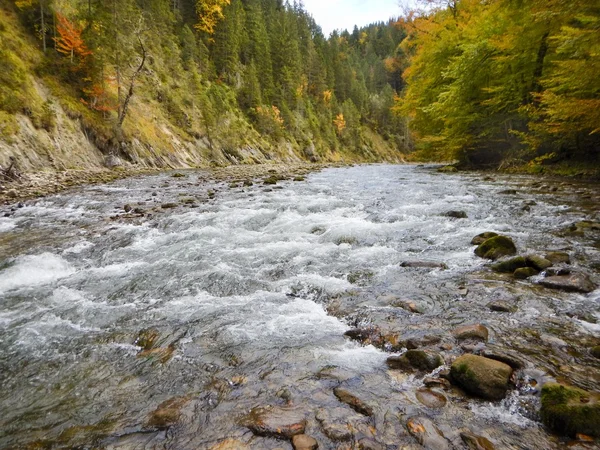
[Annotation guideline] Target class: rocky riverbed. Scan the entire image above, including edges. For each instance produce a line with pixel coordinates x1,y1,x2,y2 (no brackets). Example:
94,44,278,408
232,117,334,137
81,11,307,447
0,164,598,449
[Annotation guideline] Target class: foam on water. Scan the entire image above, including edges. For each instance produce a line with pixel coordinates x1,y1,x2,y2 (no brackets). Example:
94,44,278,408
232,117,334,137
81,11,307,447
0,253,75,292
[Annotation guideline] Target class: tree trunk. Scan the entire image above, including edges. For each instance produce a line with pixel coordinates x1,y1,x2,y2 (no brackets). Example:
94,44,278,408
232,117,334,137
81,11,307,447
118,39,147,128
40,0,46,53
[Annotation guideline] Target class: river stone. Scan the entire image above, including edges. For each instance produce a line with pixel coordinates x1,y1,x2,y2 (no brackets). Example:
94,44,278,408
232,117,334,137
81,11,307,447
539,273,595,293
292,434,318,450
545,251,571,265
591,346,600,359
416,388,447,408
471,232,498,245
242,406,306,438
146,396,189,429
488,300,516,313
453,324,489,342
209,439,250,450
400,261,448,269
451,355,512,400
474,236,517,260
424,377,452,390
479,349,525,369
444,210,468,219
438,165,458,173
406,416,450,450
460,431,496,450
387,350,444,372
499,189,517,195
491,256,527,273
514,267,539,279
525,255,553,271
333,387,374,416
315,407,360,441
540,383,600,437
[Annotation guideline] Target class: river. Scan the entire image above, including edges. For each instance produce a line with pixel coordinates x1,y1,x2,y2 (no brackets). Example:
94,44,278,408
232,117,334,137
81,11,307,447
0,164,598,449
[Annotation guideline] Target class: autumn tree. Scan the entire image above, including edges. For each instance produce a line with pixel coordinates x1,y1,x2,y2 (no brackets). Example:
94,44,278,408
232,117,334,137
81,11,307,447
54,13,91,63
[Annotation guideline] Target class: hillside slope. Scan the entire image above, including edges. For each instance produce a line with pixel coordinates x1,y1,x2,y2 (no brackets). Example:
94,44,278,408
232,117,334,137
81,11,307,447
0,0,407,174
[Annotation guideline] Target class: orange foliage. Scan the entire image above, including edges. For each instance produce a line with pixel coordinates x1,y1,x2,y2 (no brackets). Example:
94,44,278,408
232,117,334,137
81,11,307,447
80,82,116,113
54,13,91,63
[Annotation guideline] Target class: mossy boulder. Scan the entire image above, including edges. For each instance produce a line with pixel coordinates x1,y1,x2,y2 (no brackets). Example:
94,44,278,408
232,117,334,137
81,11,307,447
514,267,539,279
540,383,600,437
450,354,512,400
525,255,553,271
471,232,498,246
491,256,527,273
474,236,517,260
591,346,600,359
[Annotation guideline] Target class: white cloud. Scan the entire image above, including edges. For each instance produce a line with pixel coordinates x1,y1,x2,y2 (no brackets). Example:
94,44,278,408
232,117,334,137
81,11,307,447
302,0,415,35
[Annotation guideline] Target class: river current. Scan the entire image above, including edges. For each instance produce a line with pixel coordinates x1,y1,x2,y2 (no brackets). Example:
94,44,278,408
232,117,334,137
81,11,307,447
0,165,598,449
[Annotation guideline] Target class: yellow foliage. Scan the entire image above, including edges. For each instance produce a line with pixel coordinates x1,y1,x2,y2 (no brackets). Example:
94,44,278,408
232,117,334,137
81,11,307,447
333,113,346,134
322,90,332,105
195,0,231,35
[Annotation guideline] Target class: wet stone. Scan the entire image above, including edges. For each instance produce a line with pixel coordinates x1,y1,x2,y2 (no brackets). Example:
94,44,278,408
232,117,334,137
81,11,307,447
450,354,512,400
209,439,250,450
539,272,595,293
415,388,447,408
488,300,516,313
514,267,539,279
453,324,489,342
292,434,318,450
460,431,496,450
315,407,359,441
591,346,600,359
525,255,553,271
423,377,452,390
242,406,306,439
400,261,448,269
499,189,518,195
545,251,571,265
357,438,385,450
387,350,444,372
444,210,468,219
479,349,525,370
474,235,517,260
406,416,450,450
146,396,189,429
471,232,498,246
333,387,374,416
491,256,527,273
540,383,600,437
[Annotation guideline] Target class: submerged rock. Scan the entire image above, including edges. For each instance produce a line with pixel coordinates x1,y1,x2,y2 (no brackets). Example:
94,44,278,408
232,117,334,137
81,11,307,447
471,232,498,246
444,210,468,219
540,383,600,437
387,350,444,372
292,434,318,450
242,406,306,439
491,256,527,273
209,439,250,450
450,354,512,400
406,416,450,450
539,273,595,293
453,324,489,342
416,388,447,408
460,431,496,450
545,251,571,265
499,189,517,195
474,236,517,260
315,408,356,441
146,396,189,429
333,387,374,416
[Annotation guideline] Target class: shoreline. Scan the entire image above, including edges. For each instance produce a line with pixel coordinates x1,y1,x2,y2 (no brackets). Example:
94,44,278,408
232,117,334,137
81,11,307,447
0,162,347,206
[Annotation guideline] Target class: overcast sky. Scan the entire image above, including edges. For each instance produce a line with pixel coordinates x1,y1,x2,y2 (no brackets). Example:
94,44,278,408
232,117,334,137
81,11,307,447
302,0,415,36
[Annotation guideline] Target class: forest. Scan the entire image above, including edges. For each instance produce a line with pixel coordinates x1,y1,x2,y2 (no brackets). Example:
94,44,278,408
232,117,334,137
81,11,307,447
0,0,598,172
400,0,600,171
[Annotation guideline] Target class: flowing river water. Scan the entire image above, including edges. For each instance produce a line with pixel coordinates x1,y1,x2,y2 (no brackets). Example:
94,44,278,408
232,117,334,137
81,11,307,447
0,164,598,449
